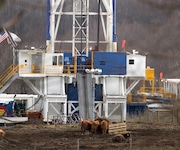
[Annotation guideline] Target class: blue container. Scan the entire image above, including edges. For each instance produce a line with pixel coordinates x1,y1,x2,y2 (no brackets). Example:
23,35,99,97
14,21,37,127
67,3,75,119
94,52,126,75
66,83,78,101
0,101,14,117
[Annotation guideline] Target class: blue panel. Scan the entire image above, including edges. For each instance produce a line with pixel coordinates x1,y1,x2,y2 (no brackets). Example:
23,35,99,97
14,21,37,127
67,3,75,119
66,83,78,101
64,52,92,73
113,0,117,42
64,52,74,65
64,52,91,65
95,84,103,101
94,52,126,75
127,103,146,115
66,83,103,102
64,52,126,75
46,0,51,40
1,101,14,117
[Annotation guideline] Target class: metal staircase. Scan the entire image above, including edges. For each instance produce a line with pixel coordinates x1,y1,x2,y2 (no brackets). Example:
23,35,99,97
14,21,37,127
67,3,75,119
0,64,19,93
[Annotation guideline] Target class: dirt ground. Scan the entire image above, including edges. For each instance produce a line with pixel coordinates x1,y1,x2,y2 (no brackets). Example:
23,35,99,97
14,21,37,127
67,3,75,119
0,121,180,150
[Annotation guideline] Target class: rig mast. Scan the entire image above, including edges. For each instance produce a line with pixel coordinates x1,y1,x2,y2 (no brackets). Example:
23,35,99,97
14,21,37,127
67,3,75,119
46,0,117,56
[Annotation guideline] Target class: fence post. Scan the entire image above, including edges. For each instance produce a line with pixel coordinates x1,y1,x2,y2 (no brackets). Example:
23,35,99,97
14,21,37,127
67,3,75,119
129,134,132,150
47,112,49,125
148,110,150,122
157,111,159,123
77,139,79,150
177,109,179,123
172,109,174,123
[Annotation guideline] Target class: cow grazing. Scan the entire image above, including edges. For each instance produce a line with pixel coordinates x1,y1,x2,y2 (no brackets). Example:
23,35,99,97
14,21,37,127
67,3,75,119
95,118,109,125
100,119,109,135
91,120,101,134
81,120,94,135
27,111,44,124
95,118,109,134
27,111,44,121
0,129,5,137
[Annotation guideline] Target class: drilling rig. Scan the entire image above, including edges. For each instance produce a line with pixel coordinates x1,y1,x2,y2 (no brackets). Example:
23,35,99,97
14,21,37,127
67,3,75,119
0,0,146,123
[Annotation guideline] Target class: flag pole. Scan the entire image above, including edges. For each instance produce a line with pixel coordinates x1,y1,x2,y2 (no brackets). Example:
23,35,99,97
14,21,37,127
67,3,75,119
3,28,17,48
3,28,17,66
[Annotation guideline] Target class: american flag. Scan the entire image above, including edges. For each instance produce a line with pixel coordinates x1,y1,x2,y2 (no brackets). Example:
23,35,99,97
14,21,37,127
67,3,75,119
0,31,9,43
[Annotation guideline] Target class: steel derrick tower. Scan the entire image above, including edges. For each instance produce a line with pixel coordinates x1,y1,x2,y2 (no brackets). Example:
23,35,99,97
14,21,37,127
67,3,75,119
46,0,117,56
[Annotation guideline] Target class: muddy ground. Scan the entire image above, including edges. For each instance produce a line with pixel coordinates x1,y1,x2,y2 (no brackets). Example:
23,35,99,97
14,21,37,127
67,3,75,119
0,121,180,150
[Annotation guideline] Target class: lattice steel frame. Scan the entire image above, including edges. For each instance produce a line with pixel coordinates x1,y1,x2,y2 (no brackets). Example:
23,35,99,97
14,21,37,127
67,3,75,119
49,0,114,55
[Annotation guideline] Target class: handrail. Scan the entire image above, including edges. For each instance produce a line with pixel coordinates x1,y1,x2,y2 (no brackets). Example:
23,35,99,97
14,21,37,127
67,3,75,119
18,64,91,74
0,62,92,88
0,64,14,79
138,87,164,94
0,64,19,88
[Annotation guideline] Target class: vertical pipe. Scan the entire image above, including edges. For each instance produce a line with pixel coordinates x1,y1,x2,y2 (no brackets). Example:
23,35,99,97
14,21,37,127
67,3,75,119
43,78,48,121
74,51,77,73
46,0,51,40
63,100,67,123
97,0,101,51
51,0,55,52
80,0,83,53
112,0,117,52
112,0,117,42
86,0,89,57
46,0,51,51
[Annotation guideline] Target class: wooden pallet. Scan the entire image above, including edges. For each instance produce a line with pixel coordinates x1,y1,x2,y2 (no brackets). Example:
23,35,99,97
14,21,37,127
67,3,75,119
109,122,127,135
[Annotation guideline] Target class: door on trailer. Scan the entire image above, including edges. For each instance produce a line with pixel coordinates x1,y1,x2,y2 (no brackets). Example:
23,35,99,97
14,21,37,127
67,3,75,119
32,54,42,73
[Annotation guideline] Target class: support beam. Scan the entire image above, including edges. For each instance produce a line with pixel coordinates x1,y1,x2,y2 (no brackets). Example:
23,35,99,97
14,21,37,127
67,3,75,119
23,78,43,96
126,79,140,94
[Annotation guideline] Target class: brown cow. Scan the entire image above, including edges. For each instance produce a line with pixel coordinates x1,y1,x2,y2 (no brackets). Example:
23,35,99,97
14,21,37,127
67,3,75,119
0,129,5,137
100,119,109,135
91,120,101,134
80,120,94,135
27,111,44,122
95,118,109,134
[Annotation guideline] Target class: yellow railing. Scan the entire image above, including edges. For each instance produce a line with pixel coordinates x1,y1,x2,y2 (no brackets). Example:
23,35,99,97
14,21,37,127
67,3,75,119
138,87,178,100
0,63,92,88
19,64,63,74
18,64,92,74
0,64,19,88
138,87,164,95
127,93,146,103
0,64,14,79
